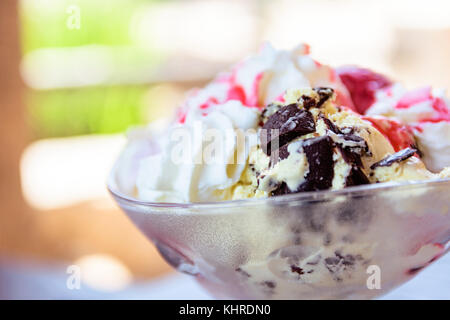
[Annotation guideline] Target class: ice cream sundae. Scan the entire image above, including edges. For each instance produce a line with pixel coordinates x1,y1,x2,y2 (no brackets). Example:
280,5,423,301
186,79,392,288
109,43,450,299
113,43,449,202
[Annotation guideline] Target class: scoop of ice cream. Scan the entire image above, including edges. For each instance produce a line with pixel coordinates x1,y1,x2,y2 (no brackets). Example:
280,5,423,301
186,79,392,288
232,87,449,199
233,88,397,198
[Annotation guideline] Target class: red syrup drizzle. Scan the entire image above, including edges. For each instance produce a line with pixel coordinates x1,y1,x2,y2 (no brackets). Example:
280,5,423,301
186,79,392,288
362,116,416,152
337,66,392,114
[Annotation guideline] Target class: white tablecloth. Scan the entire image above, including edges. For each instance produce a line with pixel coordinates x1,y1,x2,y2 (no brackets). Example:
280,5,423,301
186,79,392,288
1,253,449,300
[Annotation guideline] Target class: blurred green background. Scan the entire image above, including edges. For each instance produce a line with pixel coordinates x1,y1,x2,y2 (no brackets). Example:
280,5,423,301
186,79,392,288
20,0,163,138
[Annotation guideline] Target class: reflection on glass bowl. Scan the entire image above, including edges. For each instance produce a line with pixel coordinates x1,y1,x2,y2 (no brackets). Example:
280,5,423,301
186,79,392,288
108,173,450,299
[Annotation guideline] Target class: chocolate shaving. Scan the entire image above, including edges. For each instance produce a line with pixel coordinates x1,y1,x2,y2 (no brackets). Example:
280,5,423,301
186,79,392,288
370,147,417,169
321,116,339,134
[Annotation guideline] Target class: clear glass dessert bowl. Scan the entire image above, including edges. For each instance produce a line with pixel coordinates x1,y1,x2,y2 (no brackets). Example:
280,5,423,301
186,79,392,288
108,174,450,299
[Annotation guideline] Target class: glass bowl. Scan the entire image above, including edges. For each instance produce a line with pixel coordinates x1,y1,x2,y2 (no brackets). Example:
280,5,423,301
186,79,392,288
108,172,450,299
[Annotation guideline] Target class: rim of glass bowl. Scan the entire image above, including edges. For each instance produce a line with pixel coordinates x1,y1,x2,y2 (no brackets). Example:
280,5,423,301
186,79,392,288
107,170,450,210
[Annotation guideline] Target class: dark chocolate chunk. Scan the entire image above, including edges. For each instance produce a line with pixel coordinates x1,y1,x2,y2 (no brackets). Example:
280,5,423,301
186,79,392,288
321,115,370,161
235,267,251,278
272,136,335,195
343,256,355,266
269,144,290,167
303,210,326,232
299,95,316,110
338,146,363,168
325,256,340,267
345,167,370,186
260,104,315,155
334,251,356,266
271,181,290,196
278,144,290,160
298,136,335,191
290,265,305,275
314,87,334,107
325,252,357,277
324,232,332,246
322,117,370,163
261,281,276,289
327,126,370,169
370,147,417,169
